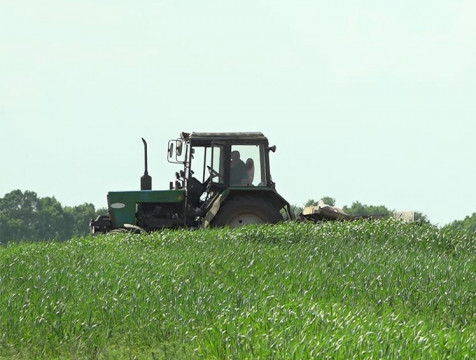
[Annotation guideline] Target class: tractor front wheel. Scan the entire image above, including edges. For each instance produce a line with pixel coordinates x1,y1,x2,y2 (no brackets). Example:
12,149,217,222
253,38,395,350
211,196,282,228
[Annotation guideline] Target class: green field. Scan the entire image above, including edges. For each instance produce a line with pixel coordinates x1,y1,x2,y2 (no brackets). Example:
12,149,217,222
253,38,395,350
1,220,475,359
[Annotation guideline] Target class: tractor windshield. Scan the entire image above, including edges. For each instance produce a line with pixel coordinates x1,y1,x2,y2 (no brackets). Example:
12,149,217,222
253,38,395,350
190,145,225,185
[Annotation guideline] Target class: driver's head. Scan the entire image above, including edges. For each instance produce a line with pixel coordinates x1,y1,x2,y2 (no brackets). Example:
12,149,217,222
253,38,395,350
231,150,240,162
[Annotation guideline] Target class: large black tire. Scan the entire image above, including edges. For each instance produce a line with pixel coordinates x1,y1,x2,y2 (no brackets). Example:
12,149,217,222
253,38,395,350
211,196,283,228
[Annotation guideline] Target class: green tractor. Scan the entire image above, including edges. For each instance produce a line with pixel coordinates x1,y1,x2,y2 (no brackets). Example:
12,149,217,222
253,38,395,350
90,132,294,233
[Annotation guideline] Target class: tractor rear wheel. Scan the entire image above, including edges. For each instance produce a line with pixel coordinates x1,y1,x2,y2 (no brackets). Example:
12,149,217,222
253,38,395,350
211,196,283,228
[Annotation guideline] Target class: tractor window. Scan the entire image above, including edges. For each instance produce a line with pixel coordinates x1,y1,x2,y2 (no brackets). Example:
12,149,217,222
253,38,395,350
210,145,224,184
230,145,266,186
190,145,224,185
190,146,207,183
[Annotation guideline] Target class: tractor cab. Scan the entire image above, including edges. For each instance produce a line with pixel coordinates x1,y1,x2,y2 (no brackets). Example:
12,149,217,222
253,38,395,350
167,132,279,216
168,132,294,227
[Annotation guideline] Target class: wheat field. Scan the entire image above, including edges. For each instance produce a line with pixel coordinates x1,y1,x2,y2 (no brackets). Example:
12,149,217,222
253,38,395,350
1,220,475,359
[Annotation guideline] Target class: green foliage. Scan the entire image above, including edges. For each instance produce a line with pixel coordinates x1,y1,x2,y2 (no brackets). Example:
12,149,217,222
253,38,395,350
1,221,475,359
305,196,335,207
342,201,393,217
0,190,102,243
320,196,336,206
0,190,34,242
443,212,476,234
64,203,105,237
290,204,303,218
413,211,431,225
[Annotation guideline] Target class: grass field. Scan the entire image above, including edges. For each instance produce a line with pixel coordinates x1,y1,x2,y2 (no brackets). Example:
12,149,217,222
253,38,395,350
1,220,475,359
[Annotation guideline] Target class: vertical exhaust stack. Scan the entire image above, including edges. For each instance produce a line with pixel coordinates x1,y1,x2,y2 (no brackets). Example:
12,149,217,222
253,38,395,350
141,138,152,190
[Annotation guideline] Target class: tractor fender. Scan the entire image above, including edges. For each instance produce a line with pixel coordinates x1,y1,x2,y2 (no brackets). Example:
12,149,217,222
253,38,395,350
202,188,292,227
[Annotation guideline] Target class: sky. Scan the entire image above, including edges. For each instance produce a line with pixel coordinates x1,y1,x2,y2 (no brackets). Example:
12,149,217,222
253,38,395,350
1,1,475,226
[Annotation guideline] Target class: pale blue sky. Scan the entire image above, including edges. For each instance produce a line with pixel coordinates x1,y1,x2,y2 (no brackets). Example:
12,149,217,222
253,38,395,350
1,1,475,226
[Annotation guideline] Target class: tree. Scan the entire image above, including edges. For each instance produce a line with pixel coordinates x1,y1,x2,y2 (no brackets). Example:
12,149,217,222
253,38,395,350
290,204,303,218
35,196,70,241
64,203,97,237
305,196,336,207
443,212,476,233
0,190,103,243
413,212,431,225
342,201,393,217
0,190,40,243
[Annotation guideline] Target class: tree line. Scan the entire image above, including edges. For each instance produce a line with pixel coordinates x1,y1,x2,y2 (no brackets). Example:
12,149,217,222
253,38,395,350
445,213,476,233
1,190,474,244
0,190,105,244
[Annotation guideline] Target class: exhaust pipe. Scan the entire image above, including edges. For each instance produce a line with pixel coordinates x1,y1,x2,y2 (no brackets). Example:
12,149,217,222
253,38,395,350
141,138,152,190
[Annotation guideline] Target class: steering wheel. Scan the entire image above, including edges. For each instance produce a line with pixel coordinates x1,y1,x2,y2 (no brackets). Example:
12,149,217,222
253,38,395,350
207,166,223,180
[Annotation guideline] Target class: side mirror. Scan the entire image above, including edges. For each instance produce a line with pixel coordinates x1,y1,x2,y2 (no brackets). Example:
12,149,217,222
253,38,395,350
168,141,174,159
167,139,186,163
176,140,183,156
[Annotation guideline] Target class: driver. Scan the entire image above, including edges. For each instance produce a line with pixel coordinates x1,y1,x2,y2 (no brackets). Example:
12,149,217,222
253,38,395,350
230,150,248,185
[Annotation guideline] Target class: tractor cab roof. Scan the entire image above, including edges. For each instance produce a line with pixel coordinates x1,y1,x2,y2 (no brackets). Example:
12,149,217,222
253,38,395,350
181,132,269,145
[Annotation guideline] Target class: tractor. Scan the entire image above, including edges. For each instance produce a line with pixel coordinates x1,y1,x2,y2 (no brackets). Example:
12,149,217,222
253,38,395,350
90,132,294,233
